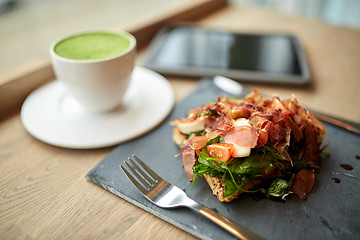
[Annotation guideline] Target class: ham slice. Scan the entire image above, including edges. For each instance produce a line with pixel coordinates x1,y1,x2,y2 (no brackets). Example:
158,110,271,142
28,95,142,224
204,114,233,133
181,146,196,180
224,126,258,148
190,135,208,150
191,130,222,150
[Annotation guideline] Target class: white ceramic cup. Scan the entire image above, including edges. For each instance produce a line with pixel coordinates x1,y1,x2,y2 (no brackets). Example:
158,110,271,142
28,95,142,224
50,30,136,113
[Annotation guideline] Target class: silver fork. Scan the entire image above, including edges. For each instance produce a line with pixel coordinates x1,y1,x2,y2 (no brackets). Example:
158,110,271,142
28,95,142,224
120,155,265,240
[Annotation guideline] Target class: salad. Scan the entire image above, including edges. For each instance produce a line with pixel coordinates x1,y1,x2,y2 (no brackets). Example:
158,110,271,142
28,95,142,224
171,90,328,202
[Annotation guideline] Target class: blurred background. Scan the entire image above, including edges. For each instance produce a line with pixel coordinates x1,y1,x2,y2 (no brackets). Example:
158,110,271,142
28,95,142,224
0,0,359,74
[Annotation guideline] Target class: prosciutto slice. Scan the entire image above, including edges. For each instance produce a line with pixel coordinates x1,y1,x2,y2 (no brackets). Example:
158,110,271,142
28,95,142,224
191,130,221,150
224,126,258,148
181,146,196,180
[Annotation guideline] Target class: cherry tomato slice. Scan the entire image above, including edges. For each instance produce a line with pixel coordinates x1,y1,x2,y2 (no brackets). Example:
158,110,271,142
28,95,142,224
206,143,234,162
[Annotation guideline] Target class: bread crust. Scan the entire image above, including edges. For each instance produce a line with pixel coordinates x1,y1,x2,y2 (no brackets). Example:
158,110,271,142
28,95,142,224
203,174,260,202
203,174,239,202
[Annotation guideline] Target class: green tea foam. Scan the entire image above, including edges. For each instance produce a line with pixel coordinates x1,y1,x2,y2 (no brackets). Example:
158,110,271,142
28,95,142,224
54,32,131,60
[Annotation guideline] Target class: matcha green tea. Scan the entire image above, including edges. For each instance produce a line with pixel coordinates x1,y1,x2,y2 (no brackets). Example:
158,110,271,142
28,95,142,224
54,32,131,60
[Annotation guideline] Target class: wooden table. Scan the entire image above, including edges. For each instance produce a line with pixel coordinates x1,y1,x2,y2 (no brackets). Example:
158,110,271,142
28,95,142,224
1,1,360,239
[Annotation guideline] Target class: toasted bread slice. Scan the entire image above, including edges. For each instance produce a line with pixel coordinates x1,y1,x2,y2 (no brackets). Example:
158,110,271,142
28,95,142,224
203,174,239,202
203,174,260,202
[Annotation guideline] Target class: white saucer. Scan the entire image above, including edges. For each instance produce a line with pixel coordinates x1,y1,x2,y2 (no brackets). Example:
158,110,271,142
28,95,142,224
21,67,174,149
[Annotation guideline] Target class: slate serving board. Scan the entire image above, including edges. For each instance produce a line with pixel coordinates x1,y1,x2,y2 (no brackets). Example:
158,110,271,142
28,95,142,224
86,79,360,240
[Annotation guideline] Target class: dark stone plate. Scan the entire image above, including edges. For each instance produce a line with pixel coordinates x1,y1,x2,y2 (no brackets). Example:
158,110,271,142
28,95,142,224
86,79,360,240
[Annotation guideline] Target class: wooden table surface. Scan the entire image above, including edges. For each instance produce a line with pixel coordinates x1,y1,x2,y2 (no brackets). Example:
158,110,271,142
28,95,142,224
1,2,360,240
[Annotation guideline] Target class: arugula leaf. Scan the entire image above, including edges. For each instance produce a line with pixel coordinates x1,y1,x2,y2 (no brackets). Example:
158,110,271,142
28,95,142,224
193,161,221,176
191,159,222,190
199,110,219,116
267,178,292,197
261,145,285,161
191,172,198,190
188,130,203,136
198,149,228,172
292,160,310,172
223,173,250,198
230,155,270,175
206,135,225,145
321,151,331,157
229,146,286,176
191,149,224,189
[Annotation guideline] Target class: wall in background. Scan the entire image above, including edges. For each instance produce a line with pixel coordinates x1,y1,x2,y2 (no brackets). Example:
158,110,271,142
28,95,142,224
231,0,360,29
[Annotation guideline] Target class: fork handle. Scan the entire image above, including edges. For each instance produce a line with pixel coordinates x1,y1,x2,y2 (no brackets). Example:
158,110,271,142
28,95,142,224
190,203,265,240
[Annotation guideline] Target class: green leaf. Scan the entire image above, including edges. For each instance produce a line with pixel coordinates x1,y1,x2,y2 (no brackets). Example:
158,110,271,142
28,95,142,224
267,178,292,197
198,149,227,172
261,145,285,161
321,151,331,157
188,130,203,136
206,135,225,145
230,155,271,175
223,173,249,198
199,110,219,116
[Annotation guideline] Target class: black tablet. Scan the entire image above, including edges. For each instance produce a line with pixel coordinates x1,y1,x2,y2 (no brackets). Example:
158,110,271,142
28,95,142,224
143,24,311,85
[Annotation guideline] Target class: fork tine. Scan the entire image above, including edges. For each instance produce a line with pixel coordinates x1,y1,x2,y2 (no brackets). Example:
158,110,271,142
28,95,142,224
120,165,148,194
123,160,152,190
128,157,157,185
132,155,162,181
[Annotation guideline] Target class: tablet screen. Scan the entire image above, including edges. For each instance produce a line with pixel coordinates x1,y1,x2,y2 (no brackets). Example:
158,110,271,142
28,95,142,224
144,25,310,85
